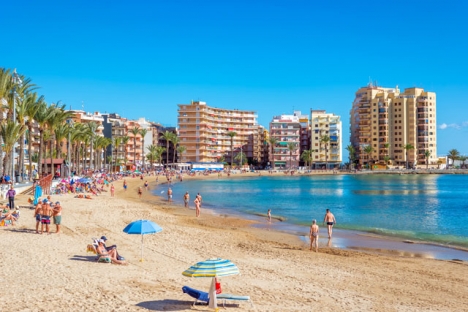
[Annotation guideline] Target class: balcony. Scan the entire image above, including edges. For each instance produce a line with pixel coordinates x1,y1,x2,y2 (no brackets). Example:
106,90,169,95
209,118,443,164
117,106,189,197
378,120,388,125
379,114,388,119
418,138,428,143
418,131,428,136
418,113,429,119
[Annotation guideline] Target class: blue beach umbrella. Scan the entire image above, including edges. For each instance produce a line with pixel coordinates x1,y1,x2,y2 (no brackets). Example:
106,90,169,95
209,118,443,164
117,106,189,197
123,220,162,262
77,177,92,183
183,258,240,309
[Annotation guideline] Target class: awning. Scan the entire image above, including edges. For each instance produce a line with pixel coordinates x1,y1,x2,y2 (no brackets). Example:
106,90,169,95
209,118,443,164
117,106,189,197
279,142,287,146
41,158,64,165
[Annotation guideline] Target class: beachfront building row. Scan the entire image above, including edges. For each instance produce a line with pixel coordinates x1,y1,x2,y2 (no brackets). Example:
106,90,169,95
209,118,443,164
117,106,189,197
177,101,267,166
268,110,342,169
350,84,437,168
66,110,177,170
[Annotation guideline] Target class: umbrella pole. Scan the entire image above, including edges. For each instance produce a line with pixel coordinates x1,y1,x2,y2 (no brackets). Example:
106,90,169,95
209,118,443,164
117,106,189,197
140,234,144,262
208,276,218,310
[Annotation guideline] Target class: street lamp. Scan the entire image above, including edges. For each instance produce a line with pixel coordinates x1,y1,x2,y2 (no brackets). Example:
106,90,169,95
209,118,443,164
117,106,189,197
66,119,73,177
12,69,22,183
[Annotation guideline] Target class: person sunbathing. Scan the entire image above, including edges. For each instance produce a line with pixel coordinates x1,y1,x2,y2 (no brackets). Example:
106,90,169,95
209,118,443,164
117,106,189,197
96,240,126,265
1,209,18,225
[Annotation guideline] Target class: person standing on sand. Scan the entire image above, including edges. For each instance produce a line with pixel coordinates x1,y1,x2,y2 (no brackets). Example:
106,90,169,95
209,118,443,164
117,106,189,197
123,179,127,191
6,185,16,210
184,192,190,208
196,193,202,207
194,197,200,217
110,184,115,197
167,188,173,202
267,209,271,223
144,180,149,190
52,201,62,234
323,209,336,238
40,199,52,234
34,201,43,234
138,187,143,199
309,219,319,252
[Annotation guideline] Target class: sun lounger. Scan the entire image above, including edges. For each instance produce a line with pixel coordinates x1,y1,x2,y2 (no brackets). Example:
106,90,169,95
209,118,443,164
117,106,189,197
182,286,209,306
217,293,253,308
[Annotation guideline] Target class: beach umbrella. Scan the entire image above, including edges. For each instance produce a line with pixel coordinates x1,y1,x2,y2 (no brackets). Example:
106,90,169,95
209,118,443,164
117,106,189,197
123,220,162,262
78,177,92,183
183,258,240,309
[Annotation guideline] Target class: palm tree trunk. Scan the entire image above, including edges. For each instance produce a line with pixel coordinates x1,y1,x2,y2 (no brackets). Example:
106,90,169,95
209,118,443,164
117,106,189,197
142,138,145,169
50,140,54,176
38,130,44,175
27,126,33,180
133,137,136,169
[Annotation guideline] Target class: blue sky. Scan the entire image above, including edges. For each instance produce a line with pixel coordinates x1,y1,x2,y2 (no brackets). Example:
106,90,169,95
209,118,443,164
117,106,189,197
1,0,467,157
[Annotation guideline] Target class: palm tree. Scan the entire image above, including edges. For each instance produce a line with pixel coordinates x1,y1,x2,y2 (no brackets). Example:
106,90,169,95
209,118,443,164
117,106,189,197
403,144,415,169
86,122,99,170
70,123,86,174
146,145,158,168
384,155,390,168
129,126,140,169
320,135,330,169
301,149,312,170
424,150,431,169
171,135,180,165
345,144,356,170
24,94,43,180
34,101,55,175
121,136,130,169
139,128,148,170
447,149,460,169
287,142,296,169
234,151,247,166
268,137,278,169
227,131,237,168
0,120,26,176
162,131,174,167
458,155,467,169
155,146,166,167
176,145,186,163
112,136,122,172
363,145,374,170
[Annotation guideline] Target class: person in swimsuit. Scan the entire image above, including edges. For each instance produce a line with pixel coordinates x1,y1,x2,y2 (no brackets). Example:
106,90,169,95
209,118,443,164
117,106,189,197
34,201,43,234
267,209,271,223
309,219,319,252
138,187,143,199
52,201,62,233
323,209,336,238
167,188,173,202
96,239,126,265
41,199,52,234
110,184,115,197
123,179,127,191
184,192,190,208
194,197,200,217
144,180,149,190
196,193,202,207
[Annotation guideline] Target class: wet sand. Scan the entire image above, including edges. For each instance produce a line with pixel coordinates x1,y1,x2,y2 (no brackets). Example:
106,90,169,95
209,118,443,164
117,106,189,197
1,173,467,311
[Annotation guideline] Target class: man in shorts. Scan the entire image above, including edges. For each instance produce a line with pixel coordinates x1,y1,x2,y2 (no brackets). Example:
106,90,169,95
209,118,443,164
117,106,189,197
323,209,336,238
41,199,52,234
309,219,319,252
52,201,62,234
34,200,43,234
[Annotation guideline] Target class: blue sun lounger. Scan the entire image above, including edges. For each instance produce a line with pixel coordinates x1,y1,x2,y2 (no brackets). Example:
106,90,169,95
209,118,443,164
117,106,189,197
217,293,254,308
182,286,209,306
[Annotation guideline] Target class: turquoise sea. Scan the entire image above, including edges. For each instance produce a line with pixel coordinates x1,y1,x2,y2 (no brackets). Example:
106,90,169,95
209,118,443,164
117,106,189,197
155,174,468,248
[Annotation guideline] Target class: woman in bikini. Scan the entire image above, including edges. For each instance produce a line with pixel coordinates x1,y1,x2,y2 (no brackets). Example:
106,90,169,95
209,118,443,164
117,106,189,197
138,187,143,199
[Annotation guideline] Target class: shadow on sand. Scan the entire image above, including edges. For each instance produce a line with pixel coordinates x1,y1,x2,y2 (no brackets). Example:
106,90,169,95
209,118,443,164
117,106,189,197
136,299,198,311
69,255,98,262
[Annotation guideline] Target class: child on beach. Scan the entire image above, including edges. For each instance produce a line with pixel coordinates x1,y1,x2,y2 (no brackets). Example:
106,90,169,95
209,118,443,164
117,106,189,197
267,209,271,223
309,220,319,252
138,187,143,199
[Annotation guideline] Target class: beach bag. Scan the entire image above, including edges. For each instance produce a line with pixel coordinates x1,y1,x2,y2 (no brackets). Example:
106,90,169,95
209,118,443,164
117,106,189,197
215,279,222,294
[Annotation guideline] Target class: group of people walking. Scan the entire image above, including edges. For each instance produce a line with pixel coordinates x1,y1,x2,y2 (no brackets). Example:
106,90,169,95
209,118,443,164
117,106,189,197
308,209,336,252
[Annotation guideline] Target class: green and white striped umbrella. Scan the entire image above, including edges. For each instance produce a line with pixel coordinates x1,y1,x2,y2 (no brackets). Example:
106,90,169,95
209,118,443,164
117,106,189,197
182,258,240,278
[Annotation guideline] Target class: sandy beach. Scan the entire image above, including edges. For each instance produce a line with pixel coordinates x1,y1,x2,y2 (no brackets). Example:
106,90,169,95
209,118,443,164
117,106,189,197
2,173,468,312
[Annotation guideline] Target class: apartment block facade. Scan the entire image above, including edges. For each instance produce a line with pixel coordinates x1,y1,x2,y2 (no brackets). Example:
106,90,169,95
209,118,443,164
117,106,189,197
269,111,306,169
177,101,258,164
310,110,342,168
350,84,437,167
